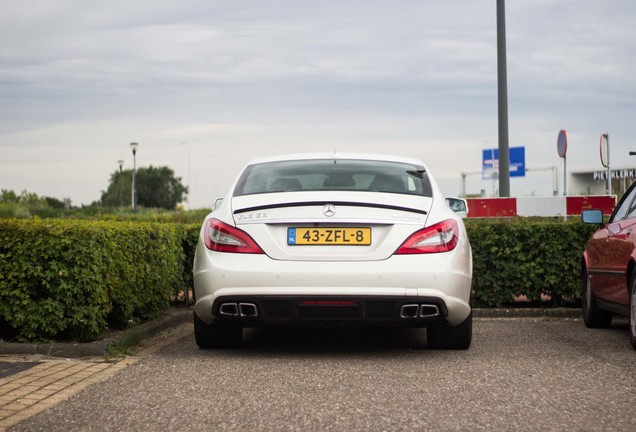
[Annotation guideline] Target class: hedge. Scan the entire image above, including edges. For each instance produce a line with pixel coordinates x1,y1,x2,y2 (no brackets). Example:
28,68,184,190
0,218,597,342
466,218,597,307
0,219,200,342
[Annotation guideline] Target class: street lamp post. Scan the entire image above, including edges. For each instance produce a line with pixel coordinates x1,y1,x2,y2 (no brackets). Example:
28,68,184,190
117,160,124,207
130,142,139,210
497,0,510,197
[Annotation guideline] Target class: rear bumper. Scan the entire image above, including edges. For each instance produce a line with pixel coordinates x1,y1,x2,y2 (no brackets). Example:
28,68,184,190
194,287,471,327
205,294,447,326
193,244,472,326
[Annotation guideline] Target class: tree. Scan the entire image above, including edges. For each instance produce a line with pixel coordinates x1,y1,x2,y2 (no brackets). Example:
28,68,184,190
101,166,188,210
0,189,18,203
44,196,71,209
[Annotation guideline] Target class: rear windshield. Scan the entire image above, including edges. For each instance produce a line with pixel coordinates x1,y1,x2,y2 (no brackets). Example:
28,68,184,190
233,159,433,197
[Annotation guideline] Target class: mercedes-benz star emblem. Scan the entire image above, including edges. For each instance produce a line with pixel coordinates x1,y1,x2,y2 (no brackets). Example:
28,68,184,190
322,204,336,217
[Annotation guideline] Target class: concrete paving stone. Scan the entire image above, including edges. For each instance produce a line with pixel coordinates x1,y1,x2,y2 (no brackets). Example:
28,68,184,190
42,394,75,405
0,402,21,412
13,385,41,394
47,365,78,376
4,378,33,386
19,393,47,402
30,389,57,398
26,369,56,377
12,399,37,408
3,412,30,426
56,377,85,386
84,364,112,373
67,372,95,381
16,405,48,417
26,378,57,387
0,418,16,429
0,384,21,395
62,364,93,374
3,388,30,398
40,383,68,392
0,396,15,405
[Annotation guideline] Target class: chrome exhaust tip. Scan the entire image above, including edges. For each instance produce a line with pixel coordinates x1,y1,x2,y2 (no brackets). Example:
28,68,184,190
239,303,258,317
400,304,419,318
219,303,239,316
419,305,440,318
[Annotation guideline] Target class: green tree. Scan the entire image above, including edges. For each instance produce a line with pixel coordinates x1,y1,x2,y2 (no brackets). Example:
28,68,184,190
44,196,71,209
101,166,188,210
0,189,18,203
0,189,57,208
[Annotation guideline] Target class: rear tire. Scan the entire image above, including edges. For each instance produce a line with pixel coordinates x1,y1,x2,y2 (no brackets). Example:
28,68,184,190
629,273,636,350
582,268,612,328
427,312,472,350
194,312,242,349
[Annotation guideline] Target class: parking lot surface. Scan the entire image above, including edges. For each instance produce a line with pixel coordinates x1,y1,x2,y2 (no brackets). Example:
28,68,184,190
2,317,635,431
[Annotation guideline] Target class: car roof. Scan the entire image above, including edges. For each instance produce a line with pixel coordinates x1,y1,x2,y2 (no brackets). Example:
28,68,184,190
245,152,426,167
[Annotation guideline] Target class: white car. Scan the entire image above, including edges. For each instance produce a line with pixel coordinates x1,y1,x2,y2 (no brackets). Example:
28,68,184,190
193,153,473,349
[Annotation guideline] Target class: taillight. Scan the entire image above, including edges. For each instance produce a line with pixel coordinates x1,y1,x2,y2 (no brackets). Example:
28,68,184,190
395,219,459,254
204,218,264,254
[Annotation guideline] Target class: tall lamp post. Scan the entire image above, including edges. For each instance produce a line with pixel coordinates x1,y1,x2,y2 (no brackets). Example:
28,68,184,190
497,0,510,197
130,142,139,210
117,160,124,207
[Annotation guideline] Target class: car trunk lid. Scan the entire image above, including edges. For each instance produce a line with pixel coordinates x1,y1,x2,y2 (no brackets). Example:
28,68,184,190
231,191,432,261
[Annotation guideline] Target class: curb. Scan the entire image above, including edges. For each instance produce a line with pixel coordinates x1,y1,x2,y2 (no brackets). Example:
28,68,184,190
0,307,193,358
473,307,581,318
0,307,582,358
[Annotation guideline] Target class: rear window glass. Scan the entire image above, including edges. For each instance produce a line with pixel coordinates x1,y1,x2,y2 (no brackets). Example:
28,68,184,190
233,159,433,197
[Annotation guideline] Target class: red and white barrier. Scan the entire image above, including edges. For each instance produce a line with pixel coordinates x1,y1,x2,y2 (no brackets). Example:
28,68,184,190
466,195,616,218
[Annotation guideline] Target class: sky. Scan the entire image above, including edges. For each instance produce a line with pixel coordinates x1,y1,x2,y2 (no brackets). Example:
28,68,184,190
1,0,635,209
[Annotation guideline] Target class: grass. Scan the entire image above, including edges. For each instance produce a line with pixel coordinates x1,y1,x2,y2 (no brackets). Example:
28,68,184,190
104,331,143,360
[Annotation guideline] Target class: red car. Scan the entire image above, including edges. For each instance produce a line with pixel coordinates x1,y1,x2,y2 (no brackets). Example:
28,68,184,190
581,183,635,349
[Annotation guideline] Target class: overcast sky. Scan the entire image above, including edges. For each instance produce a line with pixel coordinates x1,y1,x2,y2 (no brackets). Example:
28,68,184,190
1,0,635,208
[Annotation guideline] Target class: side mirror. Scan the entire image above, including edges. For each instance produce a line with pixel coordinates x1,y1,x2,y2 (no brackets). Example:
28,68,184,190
446,197,468,218
213,198,224,211
581,209,603,225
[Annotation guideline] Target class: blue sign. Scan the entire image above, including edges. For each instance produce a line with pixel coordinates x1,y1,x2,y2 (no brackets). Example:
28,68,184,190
482,147,526,179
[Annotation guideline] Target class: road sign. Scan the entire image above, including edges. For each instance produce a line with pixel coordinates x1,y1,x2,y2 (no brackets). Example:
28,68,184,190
600,133,609,168
557,130,567,158
482,147,525,180
557,130,568,196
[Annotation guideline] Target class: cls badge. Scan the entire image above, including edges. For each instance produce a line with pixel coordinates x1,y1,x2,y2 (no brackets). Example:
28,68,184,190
322,204,336,217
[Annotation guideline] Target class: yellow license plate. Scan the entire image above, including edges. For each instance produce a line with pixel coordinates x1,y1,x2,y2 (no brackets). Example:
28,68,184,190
288,227,371,245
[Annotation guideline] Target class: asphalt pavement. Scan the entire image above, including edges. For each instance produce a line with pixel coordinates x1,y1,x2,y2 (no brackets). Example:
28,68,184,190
0,307,579,358
1,309,635,431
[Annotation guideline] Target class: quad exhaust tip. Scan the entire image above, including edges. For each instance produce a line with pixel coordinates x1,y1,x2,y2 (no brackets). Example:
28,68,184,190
219,303,239,316
400,304,440,319
400,304,420,318
219,302,258,318
239,303,258,317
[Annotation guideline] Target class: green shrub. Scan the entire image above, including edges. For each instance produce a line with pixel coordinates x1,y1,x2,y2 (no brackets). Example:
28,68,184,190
0,219,196,342
0,216,597,342
466,218,597,307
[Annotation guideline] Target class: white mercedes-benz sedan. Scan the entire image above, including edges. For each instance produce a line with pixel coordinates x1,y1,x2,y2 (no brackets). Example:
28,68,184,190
193,153,473,349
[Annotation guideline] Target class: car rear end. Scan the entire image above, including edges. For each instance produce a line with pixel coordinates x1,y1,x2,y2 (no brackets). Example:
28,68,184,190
193,154,473,349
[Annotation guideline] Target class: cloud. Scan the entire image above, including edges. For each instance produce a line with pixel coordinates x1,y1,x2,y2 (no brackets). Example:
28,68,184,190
1,0,635,206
